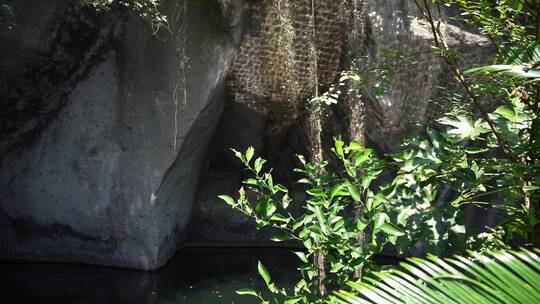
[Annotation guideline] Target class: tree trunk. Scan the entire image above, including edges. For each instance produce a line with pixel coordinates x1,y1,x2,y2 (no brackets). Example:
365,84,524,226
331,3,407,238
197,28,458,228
344,0,367,279
307,105,327,295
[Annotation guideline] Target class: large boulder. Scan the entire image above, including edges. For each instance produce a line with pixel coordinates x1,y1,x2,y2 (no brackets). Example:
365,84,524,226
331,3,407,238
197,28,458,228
188,0,494,244
0,0,246,270
364,0,493,150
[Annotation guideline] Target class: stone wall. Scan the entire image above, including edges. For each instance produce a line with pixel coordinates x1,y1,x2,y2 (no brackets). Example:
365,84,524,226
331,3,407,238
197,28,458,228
188,0,494,244
0,0,494,268
363,0,493,151
228,0,345,135
0,0,246,270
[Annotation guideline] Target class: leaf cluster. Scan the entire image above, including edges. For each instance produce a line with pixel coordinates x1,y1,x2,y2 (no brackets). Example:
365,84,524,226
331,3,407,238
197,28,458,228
220,141,405,303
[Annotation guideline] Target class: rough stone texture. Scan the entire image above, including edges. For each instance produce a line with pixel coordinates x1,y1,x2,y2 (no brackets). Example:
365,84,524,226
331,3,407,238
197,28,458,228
0,0,246,270
228,0,345,135
189,0,494,244
363,0,494,151
0,0,496,265
187,0,350,244
0,1,124,158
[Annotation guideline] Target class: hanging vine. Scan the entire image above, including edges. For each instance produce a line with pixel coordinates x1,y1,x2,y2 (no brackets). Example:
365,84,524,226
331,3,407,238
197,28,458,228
171,0,188,151
306,0,328,296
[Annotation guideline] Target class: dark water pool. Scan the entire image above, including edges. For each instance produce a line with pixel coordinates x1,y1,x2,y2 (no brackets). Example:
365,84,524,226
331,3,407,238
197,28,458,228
0,248,300,304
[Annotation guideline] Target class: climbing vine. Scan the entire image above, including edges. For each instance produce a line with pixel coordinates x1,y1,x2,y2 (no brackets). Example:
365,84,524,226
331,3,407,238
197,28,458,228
171,0,188,151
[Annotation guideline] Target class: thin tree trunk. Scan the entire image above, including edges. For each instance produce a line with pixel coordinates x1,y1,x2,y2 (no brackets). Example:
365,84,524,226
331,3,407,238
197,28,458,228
308,0,327,294
307,106,327,295
344,0,367,279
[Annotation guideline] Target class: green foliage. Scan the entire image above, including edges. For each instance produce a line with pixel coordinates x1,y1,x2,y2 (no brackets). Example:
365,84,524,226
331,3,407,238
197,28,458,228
382,56,540,253
389,0,540,257
309,50,406,110
383,90,539,254
0,3,14,30
220,140,404,303
440,0,534,44
221,1,540,303
466,43,540,83
0,1,167,31
466,65,540,83
79,0,167,26
330,249,540,304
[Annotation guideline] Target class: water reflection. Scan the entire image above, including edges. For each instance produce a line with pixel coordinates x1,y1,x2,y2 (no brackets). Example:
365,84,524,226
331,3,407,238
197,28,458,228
0,248,299,304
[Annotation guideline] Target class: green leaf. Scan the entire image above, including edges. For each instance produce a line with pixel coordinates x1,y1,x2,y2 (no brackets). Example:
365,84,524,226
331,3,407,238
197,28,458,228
504,42,540,64
244,178,258,186
397,206,413,227
357,217,368,231
347,182,361,202
254,157,267,174
236,288,259,297
330,249,540,304
466,65,540,82
265,173,274,191
284,296,303,304
245,146,255,163
373,213,390,230
297,154,306,165
330,262,345,273
232,148,244,162
258,261,272,285
495,106,516,121
270,214,291,223
346,141,364,152
256,200,277,217
267,282,278,293
297,178,311,185
438,116,488,140
523,185,540,192
378,223,405,236
271,232,292,242
330,182,349,199
314,205,327,230
334,139,345,158
274,184,288,193
507,0,524,12
294,251,309,263
307,188,327,198
218,195,235,207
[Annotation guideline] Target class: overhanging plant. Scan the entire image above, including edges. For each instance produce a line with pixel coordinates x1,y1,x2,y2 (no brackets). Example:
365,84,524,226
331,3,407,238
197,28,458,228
330,249,540,304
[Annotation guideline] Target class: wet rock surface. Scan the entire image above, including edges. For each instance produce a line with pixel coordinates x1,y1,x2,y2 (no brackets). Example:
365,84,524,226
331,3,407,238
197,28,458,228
0,0,246,270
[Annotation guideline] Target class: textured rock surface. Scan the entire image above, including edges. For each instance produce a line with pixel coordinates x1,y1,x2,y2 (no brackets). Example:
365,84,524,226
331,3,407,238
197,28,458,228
188,0,494,244
0,0,246,270
228,0,345,135
0,0,495,267
364,0,493,151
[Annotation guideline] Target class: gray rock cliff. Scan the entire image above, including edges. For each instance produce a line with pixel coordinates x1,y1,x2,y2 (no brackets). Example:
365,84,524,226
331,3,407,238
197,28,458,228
0,0,493,269
0,0,246,270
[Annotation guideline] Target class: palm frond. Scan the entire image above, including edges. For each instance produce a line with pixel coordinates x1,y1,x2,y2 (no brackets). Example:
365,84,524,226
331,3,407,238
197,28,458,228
329,249,540,304
465,65,540,83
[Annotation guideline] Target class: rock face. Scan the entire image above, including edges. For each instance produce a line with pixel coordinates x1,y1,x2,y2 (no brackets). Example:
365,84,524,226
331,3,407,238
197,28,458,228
364,0,493,151
1,0,493,269
0,0,246,270
188,0,494,244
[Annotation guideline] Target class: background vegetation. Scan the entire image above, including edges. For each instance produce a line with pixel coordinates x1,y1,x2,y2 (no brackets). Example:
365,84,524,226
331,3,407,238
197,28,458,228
220,0,540,303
